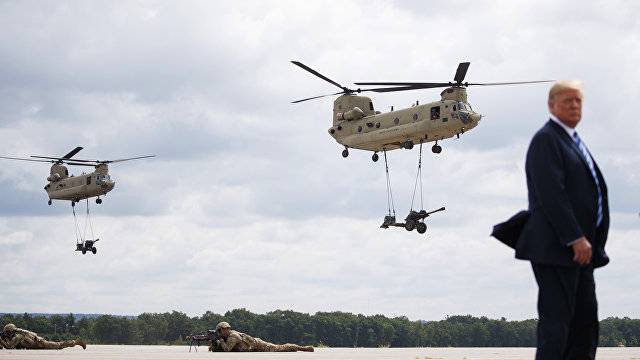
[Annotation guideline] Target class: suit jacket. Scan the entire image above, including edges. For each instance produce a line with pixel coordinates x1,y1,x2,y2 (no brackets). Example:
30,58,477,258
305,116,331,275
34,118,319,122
515,120,610,268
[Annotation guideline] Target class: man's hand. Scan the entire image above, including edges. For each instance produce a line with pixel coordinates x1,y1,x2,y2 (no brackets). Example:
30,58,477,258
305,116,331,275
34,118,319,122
572,237,592,264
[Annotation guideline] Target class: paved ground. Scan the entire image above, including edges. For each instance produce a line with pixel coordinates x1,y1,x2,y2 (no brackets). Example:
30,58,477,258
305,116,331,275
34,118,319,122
1,346,639,359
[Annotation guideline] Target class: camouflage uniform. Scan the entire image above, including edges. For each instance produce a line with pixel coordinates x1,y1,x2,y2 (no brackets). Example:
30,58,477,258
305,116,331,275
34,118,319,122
0,324,86,350
213,321,313,352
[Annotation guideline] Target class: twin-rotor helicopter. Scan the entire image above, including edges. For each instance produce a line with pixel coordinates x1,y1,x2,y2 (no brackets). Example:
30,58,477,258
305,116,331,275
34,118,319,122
292,61,551,161
292,61,551,234
1,146,154,206
1,147,154,254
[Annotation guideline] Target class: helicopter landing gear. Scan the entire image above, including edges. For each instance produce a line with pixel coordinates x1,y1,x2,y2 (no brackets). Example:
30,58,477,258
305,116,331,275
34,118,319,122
48,199,52,206
431,143,442,154
96,198,102,204
403,140,414,150
372,152,379,162
342,148,349,158
76,239,99,255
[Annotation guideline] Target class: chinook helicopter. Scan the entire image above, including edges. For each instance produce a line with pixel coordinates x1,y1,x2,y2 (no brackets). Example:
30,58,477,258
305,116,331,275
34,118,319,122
1,146,155,206
292,61,551,161
0,147,154,254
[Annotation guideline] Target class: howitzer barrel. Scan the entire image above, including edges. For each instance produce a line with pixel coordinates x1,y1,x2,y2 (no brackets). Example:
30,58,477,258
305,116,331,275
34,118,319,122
426,207,446,216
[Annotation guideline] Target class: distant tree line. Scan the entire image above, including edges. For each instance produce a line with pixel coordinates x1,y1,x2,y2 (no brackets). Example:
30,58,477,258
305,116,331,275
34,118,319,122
1,310,638,347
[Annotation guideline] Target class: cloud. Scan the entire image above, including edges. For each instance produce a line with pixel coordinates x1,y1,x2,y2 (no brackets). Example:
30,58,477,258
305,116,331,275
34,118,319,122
0,0,639,321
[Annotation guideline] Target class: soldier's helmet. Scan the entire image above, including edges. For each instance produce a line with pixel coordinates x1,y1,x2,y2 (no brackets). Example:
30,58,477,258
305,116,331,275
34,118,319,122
216,321,231,331
3,323,17,333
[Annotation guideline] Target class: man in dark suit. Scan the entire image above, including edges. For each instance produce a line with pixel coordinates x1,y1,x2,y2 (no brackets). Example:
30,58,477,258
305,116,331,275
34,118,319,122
517,80,609,360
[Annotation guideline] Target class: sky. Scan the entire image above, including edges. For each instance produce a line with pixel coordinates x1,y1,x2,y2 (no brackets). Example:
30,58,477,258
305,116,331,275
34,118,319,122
0,0,638,322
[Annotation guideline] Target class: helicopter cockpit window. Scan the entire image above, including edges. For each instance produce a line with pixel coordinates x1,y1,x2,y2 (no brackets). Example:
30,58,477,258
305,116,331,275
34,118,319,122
369,102,374,111
430,106,440,120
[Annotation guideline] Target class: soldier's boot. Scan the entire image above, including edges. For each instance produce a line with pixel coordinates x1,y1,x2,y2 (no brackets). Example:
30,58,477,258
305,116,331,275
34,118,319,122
299,345,314,352
75,337,87,350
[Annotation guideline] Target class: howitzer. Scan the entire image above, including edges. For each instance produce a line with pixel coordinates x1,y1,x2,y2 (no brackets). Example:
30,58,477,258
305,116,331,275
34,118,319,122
186,329,221,352
381,206,445,234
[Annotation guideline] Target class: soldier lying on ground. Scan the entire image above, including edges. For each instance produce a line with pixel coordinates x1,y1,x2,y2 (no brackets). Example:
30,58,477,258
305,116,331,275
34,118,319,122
211,321,314,352
0,323,86,350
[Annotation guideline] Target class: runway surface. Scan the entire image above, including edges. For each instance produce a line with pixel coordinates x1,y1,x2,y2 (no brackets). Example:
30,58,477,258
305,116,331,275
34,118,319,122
1,345,639,359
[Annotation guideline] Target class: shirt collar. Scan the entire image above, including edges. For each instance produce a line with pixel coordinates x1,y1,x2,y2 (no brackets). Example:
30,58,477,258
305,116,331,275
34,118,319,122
549,114,576,138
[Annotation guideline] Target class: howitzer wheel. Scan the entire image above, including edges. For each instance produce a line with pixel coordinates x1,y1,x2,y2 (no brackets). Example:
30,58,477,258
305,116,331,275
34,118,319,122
417,222,427,234
405,219,416,231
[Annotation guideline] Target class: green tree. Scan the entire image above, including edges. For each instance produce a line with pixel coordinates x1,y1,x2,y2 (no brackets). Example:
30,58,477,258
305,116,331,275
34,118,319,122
137,313,168,345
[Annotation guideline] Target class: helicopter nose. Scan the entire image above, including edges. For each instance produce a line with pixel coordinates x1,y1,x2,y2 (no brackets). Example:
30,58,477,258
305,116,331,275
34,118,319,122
470,113,482,123
104,180,115,191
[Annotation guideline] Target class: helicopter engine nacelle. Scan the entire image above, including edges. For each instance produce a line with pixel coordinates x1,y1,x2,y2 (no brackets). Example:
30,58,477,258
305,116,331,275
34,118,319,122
48,164,68,182
336,107,365,121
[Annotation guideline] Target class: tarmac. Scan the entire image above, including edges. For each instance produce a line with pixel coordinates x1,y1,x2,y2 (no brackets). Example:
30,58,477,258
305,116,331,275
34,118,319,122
1,346,640,360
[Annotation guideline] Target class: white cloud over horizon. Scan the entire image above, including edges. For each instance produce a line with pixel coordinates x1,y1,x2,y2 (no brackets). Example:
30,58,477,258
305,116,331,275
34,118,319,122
1,0,638,322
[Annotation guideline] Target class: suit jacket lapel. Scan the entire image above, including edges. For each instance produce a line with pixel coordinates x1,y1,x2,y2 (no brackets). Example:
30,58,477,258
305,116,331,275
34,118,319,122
547,120,595,180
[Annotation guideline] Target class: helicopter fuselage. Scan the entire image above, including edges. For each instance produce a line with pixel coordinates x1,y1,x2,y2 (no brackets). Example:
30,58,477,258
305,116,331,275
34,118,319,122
44,164,115,203
329,87,481,153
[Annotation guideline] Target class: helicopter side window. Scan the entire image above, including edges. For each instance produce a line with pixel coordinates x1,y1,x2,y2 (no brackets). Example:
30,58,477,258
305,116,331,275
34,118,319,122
453,105,457,112
86,176,91,185
369,102,374,111
430,106,440,120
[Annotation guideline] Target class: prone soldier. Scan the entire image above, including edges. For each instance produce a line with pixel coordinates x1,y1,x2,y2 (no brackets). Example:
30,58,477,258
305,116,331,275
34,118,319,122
212,321,314,352
0,323,86,350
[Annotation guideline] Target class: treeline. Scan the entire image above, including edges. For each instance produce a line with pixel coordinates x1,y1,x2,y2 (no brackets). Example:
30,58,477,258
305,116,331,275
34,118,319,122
1,310,639,347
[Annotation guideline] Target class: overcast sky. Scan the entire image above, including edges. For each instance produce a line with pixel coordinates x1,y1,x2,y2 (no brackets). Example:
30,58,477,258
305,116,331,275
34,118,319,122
1,0,638,322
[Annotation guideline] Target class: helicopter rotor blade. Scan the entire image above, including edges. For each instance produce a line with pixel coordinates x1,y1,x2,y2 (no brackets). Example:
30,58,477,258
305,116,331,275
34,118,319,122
103,155,156,164
453,62,471,84
291,61,351,92
464,80,555,86
64,161,98,167
0,156,54,163
355,81,450,87
292,91,346,103
62,146,83,159
31,155,98,163
363,85,448,93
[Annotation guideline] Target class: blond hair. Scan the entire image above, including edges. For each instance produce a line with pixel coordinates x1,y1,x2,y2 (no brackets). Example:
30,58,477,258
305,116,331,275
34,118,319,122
549,80,584,102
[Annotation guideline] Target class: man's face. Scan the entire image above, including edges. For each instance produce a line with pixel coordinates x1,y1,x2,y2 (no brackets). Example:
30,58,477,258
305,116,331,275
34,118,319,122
221,328,230,337
549,88,583,128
